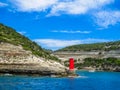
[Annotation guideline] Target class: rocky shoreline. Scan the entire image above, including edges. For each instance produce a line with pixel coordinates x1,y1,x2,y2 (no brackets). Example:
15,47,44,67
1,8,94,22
0,24,78,77
0,63,69,77
0,43,71,77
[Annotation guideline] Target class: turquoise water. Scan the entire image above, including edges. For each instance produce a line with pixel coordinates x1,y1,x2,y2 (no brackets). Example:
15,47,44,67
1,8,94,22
0,71,120,90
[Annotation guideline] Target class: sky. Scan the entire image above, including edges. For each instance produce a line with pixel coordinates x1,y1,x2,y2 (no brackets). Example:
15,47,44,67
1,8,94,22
0,0,120,50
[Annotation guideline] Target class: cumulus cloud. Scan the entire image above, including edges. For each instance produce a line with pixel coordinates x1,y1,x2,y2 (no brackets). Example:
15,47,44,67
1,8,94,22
9,0,120,28
48,0,114,16
94,11,120,28
51,30,91,34
10,0,57,12
35,39,81,48
34,38,110,50
10,0,113,15
0,2,8,7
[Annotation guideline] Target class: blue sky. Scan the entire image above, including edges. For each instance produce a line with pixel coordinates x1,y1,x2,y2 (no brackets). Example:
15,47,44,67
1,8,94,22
0,0,120,50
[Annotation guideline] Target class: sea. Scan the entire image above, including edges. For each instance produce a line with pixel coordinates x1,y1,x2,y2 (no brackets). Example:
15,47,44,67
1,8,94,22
0,71,120,90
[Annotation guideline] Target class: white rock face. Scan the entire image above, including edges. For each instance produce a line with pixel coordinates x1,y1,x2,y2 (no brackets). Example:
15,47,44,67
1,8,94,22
0,43,67,75
54,50,120,61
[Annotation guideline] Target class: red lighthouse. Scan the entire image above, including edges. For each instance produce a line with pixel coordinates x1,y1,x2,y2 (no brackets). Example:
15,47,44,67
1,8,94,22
69,58,74,70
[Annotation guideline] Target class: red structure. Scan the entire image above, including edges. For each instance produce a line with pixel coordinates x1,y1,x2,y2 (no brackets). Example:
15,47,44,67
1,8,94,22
69,58,74,70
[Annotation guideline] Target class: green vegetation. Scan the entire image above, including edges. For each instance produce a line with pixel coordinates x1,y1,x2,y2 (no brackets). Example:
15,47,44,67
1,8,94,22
0,23,59,61
64,57,120,71
57,41,120,52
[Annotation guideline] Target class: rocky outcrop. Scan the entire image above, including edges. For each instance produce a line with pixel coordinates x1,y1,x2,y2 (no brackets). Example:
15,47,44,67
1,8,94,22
54,50,120,61
0,42,68,76
54,51,120,72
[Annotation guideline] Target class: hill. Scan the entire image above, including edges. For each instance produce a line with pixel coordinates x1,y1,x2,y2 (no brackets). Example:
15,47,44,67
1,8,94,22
0,23,68,76
54,40,120,72
0,23,58,61
57,41,120,52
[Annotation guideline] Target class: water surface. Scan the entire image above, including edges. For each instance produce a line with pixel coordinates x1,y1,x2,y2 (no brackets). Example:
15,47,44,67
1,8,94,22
0,71,120,90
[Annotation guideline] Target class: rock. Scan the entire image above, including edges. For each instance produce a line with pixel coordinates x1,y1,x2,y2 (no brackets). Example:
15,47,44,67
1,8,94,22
53,50,120,61
0,43,68,76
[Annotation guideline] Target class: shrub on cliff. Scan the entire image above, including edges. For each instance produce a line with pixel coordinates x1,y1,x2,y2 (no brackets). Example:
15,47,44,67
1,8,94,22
0,23,59,61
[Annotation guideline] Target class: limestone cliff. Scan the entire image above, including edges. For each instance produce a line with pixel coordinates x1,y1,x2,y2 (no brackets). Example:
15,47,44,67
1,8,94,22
0,42,67,76
54,41,120,72
53,50,120,61
0,24,68,76
54,40,120,60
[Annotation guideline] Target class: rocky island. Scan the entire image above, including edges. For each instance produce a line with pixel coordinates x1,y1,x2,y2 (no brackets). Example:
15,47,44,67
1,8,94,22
0,24,69,76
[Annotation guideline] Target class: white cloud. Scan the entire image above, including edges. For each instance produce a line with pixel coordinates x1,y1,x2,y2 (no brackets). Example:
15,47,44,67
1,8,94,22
18,31,26,35
48,0,114,16
10,0,57,12
94,11,120,28
0,2,8,7
34,38,110,50
51,30,91,34
35,39,81,47
10,0,113,15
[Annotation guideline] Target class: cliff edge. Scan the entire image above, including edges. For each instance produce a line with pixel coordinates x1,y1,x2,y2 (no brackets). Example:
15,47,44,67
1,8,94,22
0,24,68,76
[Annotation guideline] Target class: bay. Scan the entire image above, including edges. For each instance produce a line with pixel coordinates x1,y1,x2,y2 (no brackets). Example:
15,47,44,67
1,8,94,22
0,71,120,90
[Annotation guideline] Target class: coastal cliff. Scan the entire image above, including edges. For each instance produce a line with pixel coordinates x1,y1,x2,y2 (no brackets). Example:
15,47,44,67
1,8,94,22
54,41,120,72
0,24,68,76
